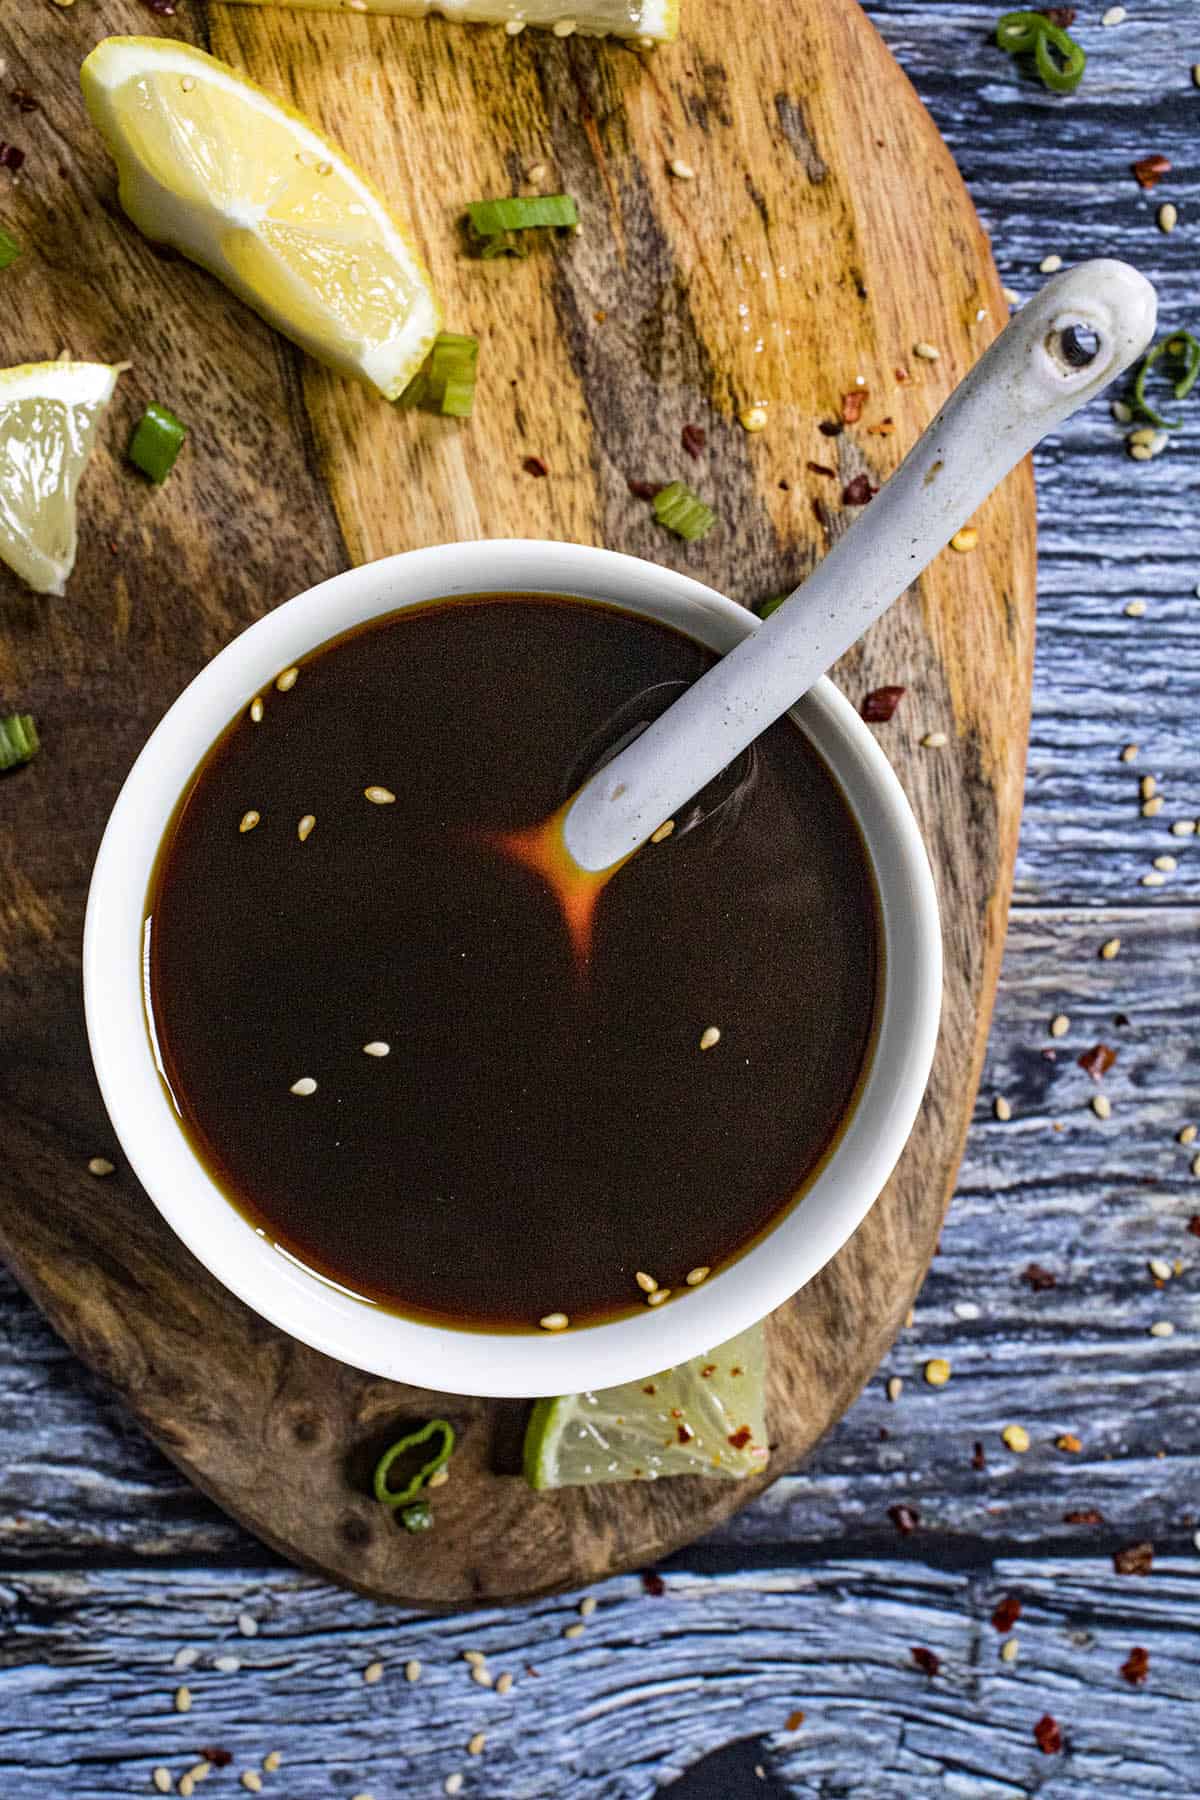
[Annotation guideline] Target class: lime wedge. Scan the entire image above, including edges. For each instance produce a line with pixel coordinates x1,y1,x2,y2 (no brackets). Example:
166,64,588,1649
223,0,679,43
0,361,122,596
524,1324,768,1488
81,38,441,401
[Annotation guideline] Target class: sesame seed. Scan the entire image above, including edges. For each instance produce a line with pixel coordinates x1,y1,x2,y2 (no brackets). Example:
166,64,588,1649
921,731,948,749
364,1660,384,1684
993,1096,1012,1122
1158,202,1178,233
646,1287,672,1306
263,1754,282,1773
363,1041,390,1057
1050,1014,1070,1038
1120,743,1139,762
1100,938,1121,960
1101,4,1126,22
315,160,333,177
526,162,548,182
1001,1424,1030,1453
364,786,396,804
179,1779,194,1799
1141,872,1166,887
1149,1258,1173,1282
174,1685,192,1713
213,1654,240,1673
579,1595,597,1616
297,813,316,842
738,406,769,432
290,1077,317,1097
87,1156,115,1177
913,341,940,361
924,1357,952,1387
668,158,696,180
428,1466,450,1488
172,1648,198,1671
635,1271,658,1293
1154,855,1177,872
185,1767,210,1786
685,1266,710,1286
153,1771,173,1795
886,1375,903,1402
1124,599,1147,617
239,810,261,833
181,75,195,92
1143,797,1165,817
275,667,299,692
405,1660,422,1682
445,1778,464,1798
1039,254,1063,274
462,1650,487,1667
1170,819,1197,836
1000,1636,1020,1663
1194,64,1200,87
552,17,577,35
1149,1320,1175,1338
1192,1153,1200,1177
467,1733,487,1755
539,1312,569,1332
504,16,525,31
950,526,978,553
1092,1094,1112,1120
1141,774,1157,799
495,1670,514,1695
650,819,675,843
1111,400,1133,423
249,697,264,723
1130,444,1153,461
563,1622,586,1639
1178,1125,1197,1145
1002,287,1020,306
699,1026,721,1050
237,1612,259,1637
241,1776,263,1795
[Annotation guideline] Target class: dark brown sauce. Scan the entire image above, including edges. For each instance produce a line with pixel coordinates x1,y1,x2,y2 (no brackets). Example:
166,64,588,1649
147,597,880,1331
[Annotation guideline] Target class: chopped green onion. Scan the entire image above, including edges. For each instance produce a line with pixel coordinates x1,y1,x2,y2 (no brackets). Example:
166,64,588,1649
653,481,717,543
0,228,21,271
0,714,38,771
373,1418,455,1509
467,195,578,239
399,333,479,418
1132,331,1200,429
400,1500,434,1533
755,594,788,620
128,404,187,484
995,11,1086,94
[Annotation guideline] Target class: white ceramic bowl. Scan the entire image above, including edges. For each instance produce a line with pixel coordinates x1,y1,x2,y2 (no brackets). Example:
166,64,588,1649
84,541,941,1398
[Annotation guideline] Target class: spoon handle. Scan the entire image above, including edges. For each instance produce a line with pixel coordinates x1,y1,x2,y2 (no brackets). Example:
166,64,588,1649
562,259,1156,873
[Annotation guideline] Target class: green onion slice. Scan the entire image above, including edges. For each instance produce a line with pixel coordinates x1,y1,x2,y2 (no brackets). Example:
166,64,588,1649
1132,331,1200,429
467,195,578,239
755,594,788,620
0,228,21,271
373,1418,455,1509
399,333,479,418
653,481,717,543
128,404,187,484
995,11,1086,94
0,714,39,771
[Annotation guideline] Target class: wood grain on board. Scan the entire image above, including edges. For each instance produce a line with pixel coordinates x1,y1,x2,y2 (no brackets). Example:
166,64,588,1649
0,0,1035,1603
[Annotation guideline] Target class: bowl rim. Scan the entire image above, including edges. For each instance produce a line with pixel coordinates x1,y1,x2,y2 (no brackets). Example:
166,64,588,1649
84,541,941,1398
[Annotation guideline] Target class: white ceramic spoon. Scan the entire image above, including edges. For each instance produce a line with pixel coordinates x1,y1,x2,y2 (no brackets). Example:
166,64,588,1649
560,258,1156,874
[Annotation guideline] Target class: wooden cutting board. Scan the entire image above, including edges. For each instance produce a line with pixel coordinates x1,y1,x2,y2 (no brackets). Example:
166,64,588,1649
0,0,1034,1604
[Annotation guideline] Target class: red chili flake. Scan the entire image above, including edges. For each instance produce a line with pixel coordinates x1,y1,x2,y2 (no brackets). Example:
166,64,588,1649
681,423,707,459
641,1570,666,1596
817,420,843,438
842,473,877,507
894,366,912,384
992,1594,1022,1633
1120,1646,1150,1686
806,460,835,478
841,388,868,425
1131,154,1172,191
1077,1043,1116,1081
1039,6,1076,25
867,418,896,436
1042,1048,1058,1062
861,685,906,723
888,1502,920,1536
1021,1263,1057,1292
784,1710,805,1732
0,144,26,172
1187,1217,1200,1239
525,1664,541,1677
199,1749,233,1770
1063,1507,1105,1525
910,1646,940,1677
1113,1541,1154,1576
1033,1715,1062,1756
627,478,658,500
699,1363,716,1378
522,455,548,478
677,1422,695,1444
971,1441,987,1471
728,1425,752,1450
10,90,39,115
642,1384,656,1395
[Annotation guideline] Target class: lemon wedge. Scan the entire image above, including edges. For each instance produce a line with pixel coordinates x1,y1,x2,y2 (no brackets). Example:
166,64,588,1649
0,361,121,597
224,0,679,43
81,37,440,400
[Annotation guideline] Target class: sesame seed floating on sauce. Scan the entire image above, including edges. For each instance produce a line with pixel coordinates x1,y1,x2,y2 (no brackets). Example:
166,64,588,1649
699,1026,721,1051
650,819,675,843
685,1266,710,1286
635,1271,658,1293
249,697,264,723
239,810,260,833
363,1041,390,1057
646,1287,672,1307
364,786,396,805
275,667,299,692
290,1077,317,1097
539,1312,569,1332
297,814,316,842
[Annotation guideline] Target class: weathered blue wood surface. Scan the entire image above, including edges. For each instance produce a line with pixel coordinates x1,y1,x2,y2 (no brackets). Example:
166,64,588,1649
1,1,1198,1793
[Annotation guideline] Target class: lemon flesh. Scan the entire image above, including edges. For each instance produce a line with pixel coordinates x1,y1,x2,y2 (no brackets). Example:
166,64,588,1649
0,362,121,597
524,1324,768,1488
81,37,440,400
223,0,679,42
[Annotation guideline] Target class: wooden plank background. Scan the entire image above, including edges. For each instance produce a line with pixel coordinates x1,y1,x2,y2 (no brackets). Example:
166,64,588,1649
0,0,1197,1793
